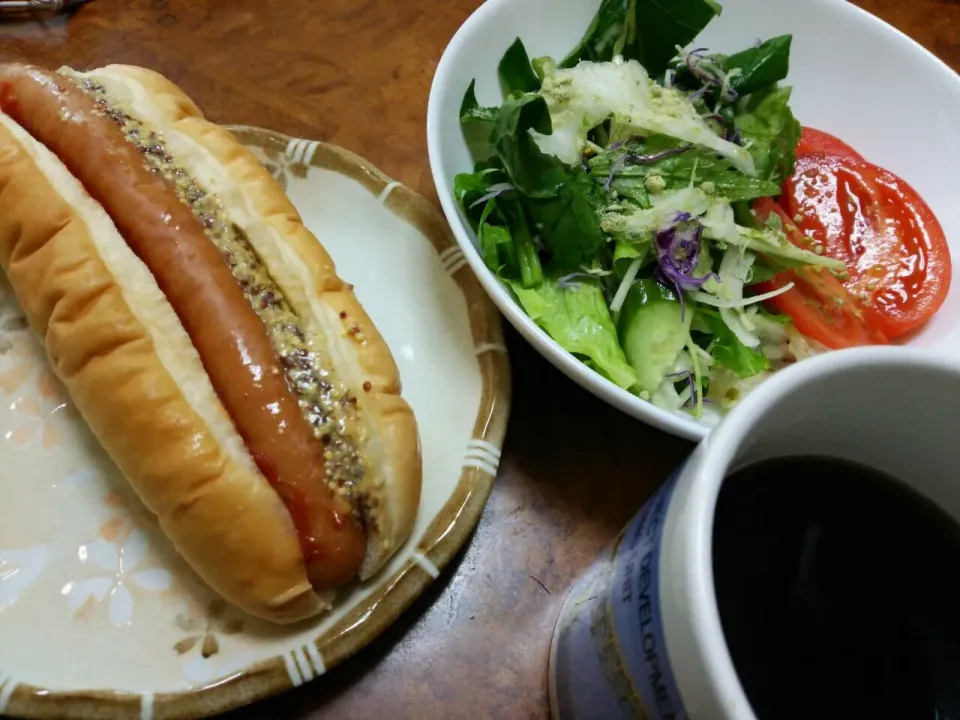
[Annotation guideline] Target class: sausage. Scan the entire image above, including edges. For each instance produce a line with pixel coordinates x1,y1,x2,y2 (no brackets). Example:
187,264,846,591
0,64,365,588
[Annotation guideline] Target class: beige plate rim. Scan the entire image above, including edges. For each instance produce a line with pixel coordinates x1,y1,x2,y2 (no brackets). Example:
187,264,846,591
4,126,512,720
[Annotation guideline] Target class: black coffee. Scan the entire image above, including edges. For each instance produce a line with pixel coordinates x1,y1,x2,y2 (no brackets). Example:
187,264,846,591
713,456,960,720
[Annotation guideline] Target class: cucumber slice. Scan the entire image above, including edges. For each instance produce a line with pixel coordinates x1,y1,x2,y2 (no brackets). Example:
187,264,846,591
617,279,691,394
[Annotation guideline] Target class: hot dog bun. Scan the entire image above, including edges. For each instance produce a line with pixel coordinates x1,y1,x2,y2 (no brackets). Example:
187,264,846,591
0,65,422,623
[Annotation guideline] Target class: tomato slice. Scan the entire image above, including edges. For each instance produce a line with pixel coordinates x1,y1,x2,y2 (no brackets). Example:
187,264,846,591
795,127,865,161
781,153,951,338
752,199,889,349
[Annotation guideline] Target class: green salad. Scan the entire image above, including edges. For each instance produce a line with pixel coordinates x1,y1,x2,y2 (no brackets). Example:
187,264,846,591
454,0,844,417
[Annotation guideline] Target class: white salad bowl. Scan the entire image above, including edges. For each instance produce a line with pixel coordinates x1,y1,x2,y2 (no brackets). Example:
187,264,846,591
427,0,960,441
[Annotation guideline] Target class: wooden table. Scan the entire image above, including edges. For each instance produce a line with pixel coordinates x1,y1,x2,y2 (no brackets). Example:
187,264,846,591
2,1,958,717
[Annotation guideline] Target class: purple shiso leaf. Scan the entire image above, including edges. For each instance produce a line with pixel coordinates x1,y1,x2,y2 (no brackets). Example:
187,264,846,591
688,85,709,103
653,217,719,320
667,369,699,409
686,48,722,86
684,372,698,408
468,182,514,209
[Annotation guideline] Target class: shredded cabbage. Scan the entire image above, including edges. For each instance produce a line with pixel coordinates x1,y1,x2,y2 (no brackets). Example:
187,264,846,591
737,225,845,272
692,282,794,309
651,378,688,412
706,367,773,409
533,58,755,174
610,257,644,314
602,187,712,238
749,308,790,344
605,191,837,275
700,202,740,246
711,247,761,347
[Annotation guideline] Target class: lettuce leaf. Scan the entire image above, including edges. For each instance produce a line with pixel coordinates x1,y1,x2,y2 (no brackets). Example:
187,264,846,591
590,135,781,203
453,162,543,285
504,276,638,389
534,59,754,174
672,35,793,101
703,309,770,378
488,94,608,271
723,35,792,97
734,85,801,184
499,38,541,97
525,168,608,271
562,0,722,76
460,80,500,125
490,93,568,196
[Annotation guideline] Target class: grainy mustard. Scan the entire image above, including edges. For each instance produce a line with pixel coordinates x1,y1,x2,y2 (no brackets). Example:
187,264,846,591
72,77,370,507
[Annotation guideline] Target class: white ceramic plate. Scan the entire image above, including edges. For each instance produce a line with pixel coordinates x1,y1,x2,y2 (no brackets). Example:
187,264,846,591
427,0,960,441
0,128,511,720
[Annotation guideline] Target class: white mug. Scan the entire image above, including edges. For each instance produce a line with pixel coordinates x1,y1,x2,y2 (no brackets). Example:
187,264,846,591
548,346,960,720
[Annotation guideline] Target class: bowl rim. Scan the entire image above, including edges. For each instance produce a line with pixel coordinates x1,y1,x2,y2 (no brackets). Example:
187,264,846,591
426,0,960,442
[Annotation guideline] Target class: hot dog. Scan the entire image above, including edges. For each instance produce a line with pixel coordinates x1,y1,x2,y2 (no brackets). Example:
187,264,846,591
0,63,422,623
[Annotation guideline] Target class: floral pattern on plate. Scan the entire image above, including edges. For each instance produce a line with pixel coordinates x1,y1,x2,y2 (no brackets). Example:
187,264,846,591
0,545,50,611
62,530,174,626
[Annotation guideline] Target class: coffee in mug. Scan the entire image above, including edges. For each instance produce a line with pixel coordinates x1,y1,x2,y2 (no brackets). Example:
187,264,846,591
549,347,960,720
